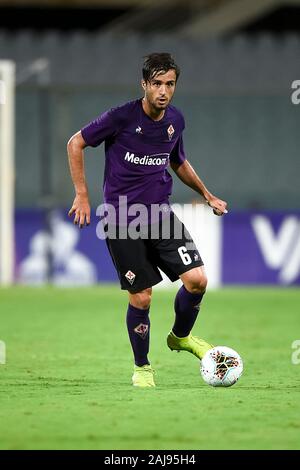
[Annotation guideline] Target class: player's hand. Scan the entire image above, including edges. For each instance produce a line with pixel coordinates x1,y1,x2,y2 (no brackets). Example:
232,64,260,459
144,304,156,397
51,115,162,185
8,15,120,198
206,196,228,216
68,194,91,228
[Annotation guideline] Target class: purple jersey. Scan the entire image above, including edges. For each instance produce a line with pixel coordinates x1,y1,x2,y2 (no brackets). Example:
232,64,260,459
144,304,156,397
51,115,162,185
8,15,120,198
81,99,186,219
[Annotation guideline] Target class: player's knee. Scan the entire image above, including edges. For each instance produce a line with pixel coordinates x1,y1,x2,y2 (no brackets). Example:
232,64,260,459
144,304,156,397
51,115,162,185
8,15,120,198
129,288,152,310
185,272,207,294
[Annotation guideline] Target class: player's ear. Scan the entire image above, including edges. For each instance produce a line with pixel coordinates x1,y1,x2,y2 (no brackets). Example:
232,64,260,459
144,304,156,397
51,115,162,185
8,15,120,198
141,80,146,90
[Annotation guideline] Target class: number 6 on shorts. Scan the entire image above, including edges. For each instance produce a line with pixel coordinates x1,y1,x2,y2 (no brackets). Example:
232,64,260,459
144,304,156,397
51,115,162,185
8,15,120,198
178,246,192,265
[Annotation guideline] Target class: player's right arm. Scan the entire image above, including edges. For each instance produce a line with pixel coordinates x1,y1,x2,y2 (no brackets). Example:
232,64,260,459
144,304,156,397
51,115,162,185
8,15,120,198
67,131,91,228
67,106,123,227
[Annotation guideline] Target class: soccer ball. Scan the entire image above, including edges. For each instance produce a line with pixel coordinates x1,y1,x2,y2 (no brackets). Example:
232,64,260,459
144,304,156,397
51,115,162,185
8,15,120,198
200,346,243,387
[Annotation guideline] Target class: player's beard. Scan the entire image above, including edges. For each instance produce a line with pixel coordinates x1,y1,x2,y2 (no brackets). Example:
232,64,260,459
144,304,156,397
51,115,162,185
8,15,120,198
152,95,169,111
157,98,169,109
144,91,172,114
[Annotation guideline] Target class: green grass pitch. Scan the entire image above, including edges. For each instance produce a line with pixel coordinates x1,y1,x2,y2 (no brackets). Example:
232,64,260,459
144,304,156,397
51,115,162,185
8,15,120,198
0,286,299,450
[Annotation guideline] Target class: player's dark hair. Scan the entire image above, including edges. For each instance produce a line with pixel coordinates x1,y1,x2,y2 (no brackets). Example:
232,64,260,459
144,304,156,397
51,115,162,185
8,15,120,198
142,53,180,83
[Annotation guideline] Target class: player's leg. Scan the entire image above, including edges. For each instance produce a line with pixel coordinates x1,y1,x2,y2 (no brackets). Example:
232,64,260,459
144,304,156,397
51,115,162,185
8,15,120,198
167,266,213,359
127,287,152,368
128,288,155,387
105,233,160,387
173,266,207,337
151,211,213,360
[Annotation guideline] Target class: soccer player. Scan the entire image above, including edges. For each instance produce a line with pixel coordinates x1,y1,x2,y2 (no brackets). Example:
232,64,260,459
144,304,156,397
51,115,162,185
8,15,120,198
67,53,227,388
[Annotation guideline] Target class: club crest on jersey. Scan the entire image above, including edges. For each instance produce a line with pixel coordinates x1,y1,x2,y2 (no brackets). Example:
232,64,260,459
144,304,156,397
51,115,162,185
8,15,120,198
134,323,149,339
167,124,174,140
125,270,136,285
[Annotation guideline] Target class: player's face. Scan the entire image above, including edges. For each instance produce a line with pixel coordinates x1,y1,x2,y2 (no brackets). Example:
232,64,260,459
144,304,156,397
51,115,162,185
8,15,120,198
143,69,176,111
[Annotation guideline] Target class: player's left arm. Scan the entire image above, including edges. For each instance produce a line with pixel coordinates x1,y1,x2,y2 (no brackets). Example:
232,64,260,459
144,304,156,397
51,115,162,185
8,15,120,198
170,160,228,216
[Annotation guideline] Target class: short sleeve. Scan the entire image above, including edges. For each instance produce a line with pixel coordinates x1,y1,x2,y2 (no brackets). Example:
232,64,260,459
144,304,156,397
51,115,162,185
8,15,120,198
170,134,186,165
81,109,118,148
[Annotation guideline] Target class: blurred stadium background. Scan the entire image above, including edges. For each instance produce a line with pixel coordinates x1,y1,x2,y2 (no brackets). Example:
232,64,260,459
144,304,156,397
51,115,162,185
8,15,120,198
1,0,300,451
1,0,300,287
